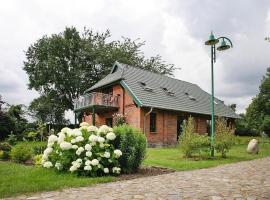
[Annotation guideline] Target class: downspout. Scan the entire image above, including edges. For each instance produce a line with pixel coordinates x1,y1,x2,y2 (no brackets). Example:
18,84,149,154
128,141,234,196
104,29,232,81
144,107,153,135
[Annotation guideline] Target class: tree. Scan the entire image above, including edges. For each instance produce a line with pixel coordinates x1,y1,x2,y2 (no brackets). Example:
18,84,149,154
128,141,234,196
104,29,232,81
245,67,270,135
229,104,236,112
23,27,175,112
0,99,29,140
29,91,68,125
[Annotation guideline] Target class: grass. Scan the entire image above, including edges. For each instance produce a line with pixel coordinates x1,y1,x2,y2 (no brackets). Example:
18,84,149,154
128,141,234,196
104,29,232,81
0,162,115,198
1,136,269,198
143,136,270,171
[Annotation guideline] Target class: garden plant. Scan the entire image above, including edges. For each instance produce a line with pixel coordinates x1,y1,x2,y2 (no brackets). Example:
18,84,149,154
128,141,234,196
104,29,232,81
41,122,122,176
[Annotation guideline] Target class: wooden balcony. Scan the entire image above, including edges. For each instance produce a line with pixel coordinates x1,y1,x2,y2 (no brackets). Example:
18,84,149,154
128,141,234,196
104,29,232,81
74,92,119,112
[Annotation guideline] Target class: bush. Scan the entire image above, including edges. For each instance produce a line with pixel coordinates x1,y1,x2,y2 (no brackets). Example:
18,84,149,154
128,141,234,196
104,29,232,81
179,117,210,158
214,118,235,158
0,142,12,160
11,143,33,163
42,122,122,176
112,113,126,126
34,154,43,166
31,142,47,155
113,124,147,173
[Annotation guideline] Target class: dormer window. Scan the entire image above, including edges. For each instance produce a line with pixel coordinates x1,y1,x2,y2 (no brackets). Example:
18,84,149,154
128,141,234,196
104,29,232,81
138,82,154,92
184,92,196,101
162,87,175,96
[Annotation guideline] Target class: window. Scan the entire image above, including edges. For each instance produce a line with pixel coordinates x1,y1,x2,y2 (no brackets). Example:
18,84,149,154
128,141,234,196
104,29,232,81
162,87,175,96
150,113,156,132
184,92,196,100
138,82,154,92
105,118,113,127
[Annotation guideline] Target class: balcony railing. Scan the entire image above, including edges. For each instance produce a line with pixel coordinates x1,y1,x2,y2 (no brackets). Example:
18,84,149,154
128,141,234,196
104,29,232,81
74,92,119,111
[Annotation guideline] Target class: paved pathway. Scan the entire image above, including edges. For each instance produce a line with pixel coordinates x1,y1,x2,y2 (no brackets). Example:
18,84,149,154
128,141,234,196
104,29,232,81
9,158,270,200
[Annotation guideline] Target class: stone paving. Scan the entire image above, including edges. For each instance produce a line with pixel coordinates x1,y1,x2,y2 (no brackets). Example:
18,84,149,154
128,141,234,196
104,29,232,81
8,158,270,200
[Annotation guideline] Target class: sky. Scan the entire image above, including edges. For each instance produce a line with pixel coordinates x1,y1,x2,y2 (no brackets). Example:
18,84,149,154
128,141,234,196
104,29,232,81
0,0,270,121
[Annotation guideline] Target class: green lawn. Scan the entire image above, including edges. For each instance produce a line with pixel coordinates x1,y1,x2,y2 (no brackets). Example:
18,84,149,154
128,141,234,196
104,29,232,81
1,136,269,198
143,136,270,170
0,161,115,198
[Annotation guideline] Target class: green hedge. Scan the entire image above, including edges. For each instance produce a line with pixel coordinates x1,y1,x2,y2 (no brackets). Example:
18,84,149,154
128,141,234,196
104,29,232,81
113,124,147,173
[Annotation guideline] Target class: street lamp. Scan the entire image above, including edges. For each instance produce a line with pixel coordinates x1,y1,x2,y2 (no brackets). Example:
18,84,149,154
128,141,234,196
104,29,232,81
205,31,233,157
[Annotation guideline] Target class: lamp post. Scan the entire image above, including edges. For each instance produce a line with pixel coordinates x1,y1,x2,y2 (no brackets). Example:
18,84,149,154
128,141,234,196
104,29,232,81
205,31,233,157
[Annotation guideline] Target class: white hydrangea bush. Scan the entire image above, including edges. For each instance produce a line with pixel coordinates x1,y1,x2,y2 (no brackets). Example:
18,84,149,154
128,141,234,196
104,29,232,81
42,122,122,176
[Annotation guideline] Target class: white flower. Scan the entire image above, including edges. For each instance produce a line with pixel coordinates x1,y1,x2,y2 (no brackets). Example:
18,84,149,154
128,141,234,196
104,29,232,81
72,145,78,149
48,135,58,144
104,168,109,173
87,126,98,132
114,149,122,158
61,127,71,134
98,125,110,135
99,143,105,148
85,144,92,151
85,160,92,166
86,151,92,157
55,162,62,170
84,165,92,171
70,165,77,172
47,142,54,148
57,133,66,144
97,136,105,143
104,152,110,158
89,134,98,142
76,147,84,155
60,141,72,150
91,159,99,166
75,136,84,142
73,129,82,136
42,154,48,161
106,132,116,140
112,167,121,174
80,122,89,127
44,147,53,155
43,161,53,168
71,139,77,144
76,158,82,163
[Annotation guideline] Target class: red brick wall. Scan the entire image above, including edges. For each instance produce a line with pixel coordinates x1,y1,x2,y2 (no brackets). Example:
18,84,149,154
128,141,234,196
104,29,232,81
82,84,211,146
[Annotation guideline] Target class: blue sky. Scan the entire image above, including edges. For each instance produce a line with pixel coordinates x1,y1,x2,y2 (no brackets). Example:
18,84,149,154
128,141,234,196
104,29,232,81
0,0,270,120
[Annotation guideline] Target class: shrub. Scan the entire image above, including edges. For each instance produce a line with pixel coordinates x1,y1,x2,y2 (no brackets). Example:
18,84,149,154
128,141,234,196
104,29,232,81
112,113,126,126
214,118,235,158
11,143,32,163
6,133,18,145
113,124,147,173
31,142,47,155
0,142,12,160
179,117,210,158
42,122,122,176
34,154,43,166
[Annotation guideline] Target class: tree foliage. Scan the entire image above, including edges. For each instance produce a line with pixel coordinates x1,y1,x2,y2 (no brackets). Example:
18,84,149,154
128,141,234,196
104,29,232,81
29,91,68,125
23,27,175,113
245,67,270,135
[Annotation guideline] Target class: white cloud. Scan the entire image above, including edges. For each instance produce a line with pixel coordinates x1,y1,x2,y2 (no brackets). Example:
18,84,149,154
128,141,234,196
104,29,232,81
0,0,270,119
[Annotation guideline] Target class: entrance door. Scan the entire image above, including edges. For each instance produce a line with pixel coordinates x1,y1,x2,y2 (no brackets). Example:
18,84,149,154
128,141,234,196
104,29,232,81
105,117,113,127
177,116,184,141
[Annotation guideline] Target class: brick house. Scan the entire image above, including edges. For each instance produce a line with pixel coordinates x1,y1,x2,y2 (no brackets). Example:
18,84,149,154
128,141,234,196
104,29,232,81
74,62,239,146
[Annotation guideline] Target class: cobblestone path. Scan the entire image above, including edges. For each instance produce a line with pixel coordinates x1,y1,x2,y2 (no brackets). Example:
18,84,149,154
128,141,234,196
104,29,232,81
9,158,270,200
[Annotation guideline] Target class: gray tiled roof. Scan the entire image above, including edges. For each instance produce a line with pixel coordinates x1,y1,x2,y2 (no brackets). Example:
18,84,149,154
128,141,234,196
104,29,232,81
86,62,239,118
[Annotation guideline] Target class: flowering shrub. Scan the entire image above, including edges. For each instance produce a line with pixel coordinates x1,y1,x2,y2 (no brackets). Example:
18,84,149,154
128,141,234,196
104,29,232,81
41,122,122,176
112,113,126,126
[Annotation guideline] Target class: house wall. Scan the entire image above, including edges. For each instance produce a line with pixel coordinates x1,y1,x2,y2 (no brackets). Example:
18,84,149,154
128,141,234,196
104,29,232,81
82,83,234,146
